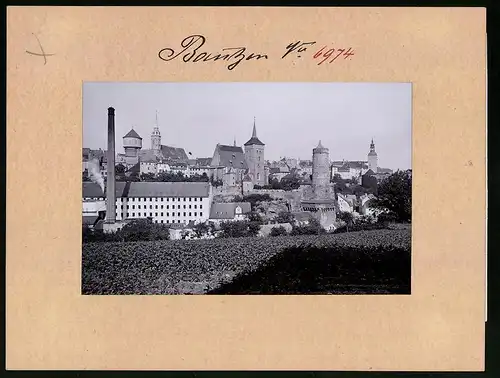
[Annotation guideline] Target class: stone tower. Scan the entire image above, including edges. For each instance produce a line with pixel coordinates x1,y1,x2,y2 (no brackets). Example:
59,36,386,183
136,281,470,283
244,117,265,186
300,140,336,231
368,138,378,172
312,140,331,199
151,110,161,152
122,127,142,166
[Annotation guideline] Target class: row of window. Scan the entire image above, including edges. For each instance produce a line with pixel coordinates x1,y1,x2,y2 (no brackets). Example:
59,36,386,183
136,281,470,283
85,197,205,202
125,197,204,202
119,211,202,218
121,204,203,210
154,219,188,224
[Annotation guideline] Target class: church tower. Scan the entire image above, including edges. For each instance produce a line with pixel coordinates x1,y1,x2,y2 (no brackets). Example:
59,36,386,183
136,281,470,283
151,110,161,152
244,117,265,186
368,138,378,172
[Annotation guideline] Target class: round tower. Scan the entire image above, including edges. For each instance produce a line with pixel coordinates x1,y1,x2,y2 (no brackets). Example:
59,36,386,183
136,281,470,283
300,140,337,231
312,140,331,199
368,138,378,173
123,127,142,165
151,110,161,151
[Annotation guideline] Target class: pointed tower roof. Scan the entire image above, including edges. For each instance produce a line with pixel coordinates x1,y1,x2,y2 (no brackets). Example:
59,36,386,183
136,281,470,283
152,110,161,133
313,139,328,153
244,117,265,146
124,128,142,139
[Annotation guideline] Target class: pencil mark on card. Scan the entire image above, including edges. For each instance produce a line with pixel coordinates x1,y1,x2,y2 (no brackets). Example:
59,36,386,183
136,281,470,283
26,33,55,65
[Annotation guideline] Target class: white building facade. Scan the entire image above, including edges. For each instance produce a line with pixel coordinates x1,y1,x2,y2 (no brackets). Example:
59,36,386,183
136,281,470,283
83,182,213,225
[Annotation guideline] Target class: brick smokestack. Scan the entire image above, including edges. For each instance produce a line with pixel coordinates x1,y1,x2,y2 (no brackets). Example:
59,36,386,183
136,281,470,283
105,107,116,223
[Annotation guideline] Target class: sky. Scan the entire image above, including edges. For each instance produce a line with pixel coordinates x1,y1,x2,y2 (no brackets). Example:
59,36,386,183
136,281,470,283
83,82,412,171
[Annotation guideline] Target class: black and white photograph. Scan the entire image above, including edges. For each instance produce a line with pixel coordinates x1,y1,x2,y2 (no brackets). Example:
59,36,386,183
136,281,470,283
82,82,412,295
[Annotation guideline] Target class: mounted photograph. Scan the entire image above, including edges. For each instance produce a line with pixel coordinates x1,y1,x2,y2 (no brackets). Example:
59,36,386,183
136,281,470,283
82,82,412,295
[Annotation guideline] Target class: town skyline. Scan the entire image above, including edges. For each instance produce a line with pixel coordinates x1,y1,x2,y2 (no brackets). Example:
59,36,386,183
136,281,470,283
83,82,412,171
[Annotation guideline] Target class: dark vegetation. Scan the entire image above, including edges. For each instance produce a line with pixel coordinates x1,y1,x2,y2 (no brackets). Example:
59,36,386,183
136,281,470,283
371,170,412,223
83,219,170,243
208,242,410,295
254,175,302,191
82,229,411,295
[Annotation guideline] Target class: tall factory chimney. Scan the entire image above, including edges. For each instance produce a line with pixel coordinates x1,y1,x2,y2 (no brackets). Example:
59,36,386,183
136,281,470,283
105,107,116,224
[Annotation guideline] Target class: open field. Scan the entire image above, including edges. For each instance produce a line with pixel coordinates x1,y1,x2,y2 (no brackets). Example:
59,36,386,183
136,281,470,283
82,229,411,295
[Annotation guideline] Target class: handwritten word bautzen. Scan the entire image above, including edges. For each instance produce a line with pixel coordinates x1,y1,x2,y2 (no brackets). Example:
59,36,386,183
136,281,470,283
158,35,268,71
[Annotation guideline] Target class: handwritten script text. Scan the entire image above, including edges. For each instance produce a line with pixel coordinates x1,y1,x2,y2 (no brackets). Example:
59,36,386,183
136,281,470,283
157,35,355,71
158,35,269,71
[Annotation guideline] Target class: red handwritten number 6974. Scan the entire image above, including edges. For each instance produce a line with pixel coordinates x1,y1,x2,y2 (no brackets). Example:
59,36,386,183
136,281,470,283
313,46,354,65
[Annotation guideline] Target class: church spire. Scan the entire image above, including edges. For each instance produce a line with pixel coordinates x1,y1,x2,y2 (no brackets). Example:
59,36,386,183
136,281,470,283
151,110,161,151
252,116,257,138
233,136,236,146
244,116,265,146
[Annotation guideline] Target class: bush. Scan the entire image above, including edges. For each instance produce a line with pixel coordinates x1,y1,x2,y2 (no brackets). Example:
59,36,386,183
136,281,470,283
270,226,288,237
242,193,273,210
275,211,294,224
82,219,170,243
290,218,325,235
218,220,261,238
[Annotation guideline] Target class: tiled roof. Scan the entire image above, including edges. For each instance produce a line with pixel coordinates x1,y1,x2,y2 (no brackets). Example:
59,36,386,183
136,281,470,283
209,202,251,219
364,169,376,176
138,149,160,163
212,145,248,169
333,161,368,169
244,137,265,146
195,157,212,167
83,181,211,198
299,160,313,167
244,123,265,146
160,145,189,162
124,129,142,139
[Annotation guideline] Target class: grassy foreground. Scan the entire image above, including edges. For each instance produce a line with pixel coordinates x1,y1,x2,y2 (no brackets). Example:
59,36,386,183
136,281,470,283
82,229,411,295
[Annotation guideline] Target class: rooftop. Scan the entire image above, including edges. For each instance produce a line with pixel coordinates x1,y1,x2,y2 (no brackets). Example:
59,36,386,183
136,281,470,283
124,129,142,139
83,181,211,198
209,202,251,219
212,144,248,169
244,120,265,146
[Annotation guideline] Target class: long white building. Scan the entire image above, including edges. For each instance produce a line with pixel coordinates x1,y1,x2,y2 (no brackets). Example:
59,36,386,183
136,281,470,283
83,181,213,225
